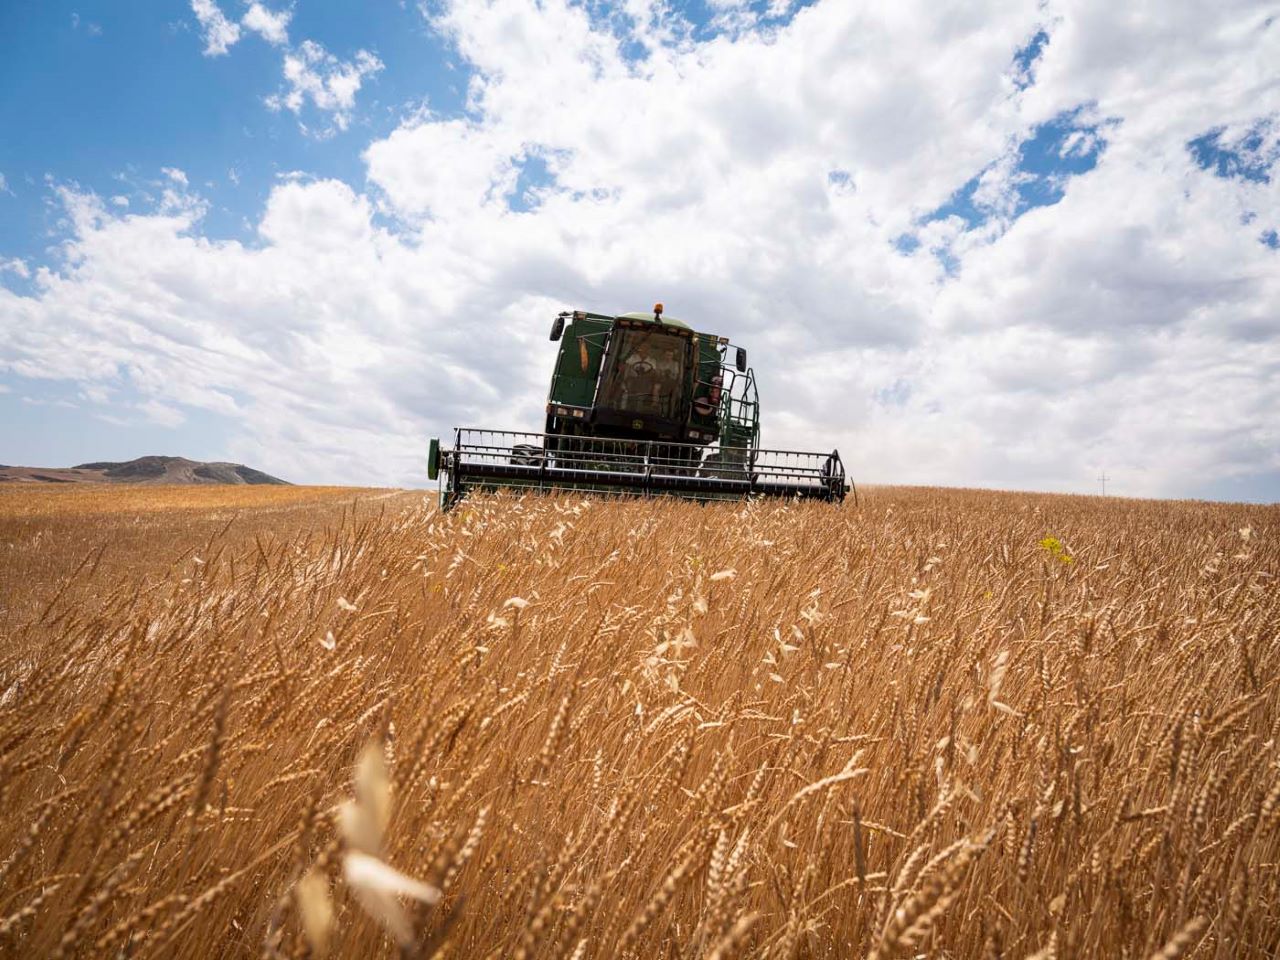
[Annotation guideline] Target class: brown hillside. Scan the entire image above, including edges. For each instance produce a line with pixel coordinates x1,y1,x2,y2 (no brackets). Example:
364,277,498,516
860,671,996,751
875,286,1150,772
0,455,287,485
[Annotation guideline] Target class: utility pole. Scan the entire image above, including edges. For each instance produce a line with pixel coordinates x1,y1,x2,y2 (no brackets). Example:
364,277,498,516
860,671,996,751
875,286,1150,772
1097,471,1109,496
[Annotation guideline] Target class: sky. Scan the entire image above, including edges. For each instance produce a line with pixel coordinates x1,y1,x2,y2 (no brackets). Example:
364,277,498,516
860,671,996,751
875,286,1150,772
0,0,1277,501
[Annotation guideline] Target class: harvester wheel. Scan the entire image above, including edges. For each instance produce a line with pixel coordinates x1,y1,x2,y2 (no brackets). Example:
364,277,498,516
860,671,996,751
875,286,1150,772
699,449,750,479
511,444,545,467
654,443,699,477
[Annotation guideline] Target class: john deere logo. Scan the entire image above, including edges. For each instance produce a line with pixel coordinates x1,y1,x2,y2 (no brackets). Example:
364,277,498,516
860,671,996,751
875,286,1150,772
632,419,644,429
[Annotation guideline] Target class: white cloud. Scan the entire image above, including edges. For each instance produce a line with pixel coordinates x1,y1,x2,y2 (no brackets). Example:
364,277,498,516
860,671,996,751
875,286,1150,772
190,0,240,56
242,1,291,46
139,398,187,427
266,41,384,133
1,258,30,279
364,120,519,218
161,167,188,186
1060,129,1098,157
0,172,9,195
185,2,377,134
3,0,1279,497
70,12,102,35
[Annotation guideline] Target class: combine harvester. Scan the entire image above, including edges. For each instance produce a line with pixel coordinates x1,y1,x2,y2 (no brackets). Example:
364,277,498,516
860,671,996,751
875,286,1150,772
428,305,849,509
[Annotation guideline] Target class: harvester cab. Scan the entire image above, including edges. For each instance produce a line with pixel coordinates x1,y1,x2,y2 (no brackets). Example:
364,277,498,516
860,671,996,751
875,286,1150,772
428,305,848,509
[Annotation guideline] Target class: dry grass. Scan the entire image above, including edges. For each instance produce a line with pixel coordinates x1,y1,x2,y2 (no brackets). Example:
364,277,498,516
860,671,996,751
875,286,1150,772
0,484,1277,958
0,482,377,519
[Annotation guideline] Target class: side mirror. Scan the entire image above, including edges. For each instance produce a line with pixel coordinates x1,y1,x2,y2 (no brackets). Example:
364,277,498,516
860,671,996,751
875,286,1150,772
550,314,566,341
735,347,747,372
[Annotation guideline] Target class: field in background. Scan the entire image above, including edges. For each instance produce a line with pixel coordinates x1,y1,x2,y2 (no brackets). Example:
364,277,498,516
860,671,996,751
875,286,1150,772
0,482,384,518
0,485,407,626
0,485,1277,958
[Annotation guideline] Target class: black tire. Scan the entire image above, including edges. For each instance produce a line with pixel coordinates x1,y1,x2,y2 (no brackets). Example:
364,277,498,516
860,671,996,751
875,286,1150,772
653,443,699,477
511,444,545,467
699,449,749,479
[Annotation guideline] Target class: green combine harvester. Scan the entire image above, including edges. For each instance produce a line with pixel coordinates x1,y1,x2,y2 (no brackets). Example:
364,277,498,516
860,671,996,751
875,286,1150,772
427,304,848,509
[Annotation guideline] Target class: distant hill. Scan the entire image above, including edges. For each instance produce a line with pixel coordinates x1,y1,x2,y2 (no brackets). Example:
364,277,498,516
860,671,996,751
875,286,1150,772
0,456,289,485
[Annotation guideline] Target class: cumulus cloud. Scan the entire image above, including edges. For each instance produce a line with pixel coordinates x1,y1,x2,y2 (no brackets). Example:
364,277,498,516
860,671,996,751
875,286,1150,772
3,0,1279,496
364,120,519,219
190,0,240,56
242,1,291,46
266,41,384,133
1,258,29,279
190,0,376,135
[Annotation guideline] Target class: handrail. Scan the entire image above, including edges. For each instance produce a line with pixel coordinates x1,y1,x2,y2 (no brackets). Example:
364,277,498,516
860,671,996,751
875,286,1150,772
437,428,846,510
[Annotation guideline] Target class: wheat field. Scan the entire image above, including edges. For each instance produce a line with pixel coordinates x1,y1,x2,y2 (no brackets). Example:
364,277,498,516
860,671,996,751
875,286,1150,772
0,484,1277,958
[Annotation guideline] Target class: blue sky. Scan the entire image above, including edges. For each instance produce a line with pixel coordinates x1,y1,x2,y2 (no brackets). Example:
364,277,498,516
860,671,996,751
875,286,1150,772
0,1,462,260
1,0,1277,499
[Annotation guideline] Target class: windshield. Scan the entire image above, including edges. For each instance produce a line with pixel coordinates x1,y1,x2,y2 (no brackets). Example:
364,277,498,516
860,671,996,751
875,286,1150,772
597,327,688,420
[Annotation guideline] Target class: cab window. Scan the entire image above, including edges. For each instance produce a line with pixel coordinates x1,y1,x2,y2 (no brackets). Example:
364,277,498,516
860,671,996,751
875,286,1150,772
598,328,688,420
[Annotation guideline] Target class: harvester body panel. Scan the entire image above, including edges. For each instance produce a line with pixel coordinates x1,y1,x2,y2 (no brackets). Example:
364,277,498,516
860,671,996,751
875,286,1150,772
548,314,609,409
